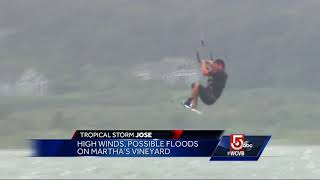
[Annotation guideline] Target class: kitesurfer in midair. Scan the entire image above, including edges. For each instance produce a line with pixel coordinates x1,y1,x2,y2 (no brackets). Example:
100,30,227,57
183,58,228,110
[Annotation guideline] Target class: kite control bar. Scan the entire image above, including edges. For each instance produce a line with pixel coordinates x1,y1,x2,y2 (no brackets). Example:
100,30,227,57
196,40,214,63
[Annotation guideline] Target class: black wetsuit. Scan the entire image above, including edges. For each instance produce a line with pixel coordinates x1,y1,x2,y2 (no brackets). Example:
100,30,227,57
199,71,228,105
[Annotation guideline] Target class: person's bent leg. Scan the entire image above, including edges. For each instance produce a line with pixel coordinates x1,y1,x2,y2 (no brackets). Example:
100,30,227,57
191,82,200,108
198,86,217,106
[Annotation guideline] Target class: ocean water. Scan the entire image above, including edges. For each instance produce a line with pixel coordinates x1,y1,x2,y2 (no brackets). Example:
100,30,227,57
1,145,319,179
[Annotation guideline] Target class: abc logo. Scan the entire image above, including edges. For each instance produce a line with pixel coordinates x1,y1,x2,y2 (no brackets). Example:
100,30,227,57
243,140,253,151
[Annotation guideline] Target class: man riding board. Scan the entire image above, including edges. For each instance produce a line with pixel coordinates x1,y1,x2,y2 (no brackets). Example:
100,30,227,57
183,58,228,110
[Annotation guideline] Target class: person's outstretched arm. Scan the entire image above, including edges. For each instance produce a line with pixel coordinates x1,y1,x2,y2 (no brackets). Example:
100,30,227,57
200,60,211,76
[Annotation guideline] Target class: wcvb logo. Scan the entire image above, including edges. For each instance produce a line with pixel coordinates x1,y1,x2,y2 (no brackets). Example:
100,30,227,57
230,134,245,151
229,134,253,152
228,134,253,156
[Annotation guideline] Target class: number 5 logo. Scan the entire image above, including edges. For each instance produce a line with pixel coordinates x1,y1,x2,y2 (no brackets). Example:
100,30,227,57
230,134,245,151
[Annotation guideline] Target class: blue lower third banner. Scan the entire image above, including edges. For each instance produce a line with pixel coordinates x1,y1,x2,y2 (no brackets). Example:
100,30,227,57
31,130,271,161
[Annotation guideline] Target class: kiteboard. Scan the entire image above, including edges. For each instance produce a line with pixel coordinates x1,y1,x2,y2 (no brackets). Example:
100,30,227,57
181,101,202,115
